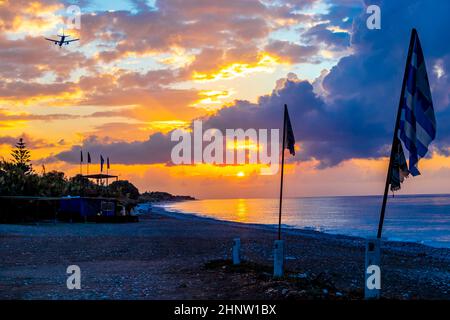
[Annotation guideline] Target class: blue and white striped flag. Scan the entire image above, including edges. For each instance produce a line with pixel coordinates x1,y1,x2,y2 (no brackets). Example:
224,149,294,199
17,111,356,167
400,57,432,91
398,30,436,177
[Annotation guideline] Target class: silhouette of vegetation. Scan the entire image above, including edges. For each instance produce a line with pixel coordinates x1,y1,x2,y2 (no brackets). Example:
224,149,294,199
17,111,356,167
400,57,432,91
10,138,32,173
139,191,195,202
0,159,39,195
109,180,140,200
0,138,139,200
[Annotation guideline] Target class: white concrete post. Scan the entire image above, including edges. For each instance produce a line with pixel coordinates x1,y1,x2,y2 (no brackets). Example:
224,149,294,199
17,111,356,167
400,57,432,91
364,238,381,299
232,238,241,265
273,240,284,277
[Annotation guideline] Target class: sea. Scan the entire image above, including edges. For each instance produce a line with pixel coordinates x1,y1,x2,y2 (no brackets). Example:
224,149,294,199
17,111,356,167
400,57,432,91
157,194,450,248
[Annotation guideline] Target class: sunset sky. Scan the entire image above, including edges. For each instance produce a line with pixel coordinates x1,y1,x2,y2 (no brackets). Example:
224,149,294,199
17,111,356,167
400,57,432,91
1,0,450,199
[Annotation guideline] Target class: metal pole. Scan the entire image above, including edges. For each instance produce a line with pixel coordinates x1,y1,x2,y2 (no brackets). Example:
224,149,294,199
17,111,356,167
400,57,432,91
278,104,287,240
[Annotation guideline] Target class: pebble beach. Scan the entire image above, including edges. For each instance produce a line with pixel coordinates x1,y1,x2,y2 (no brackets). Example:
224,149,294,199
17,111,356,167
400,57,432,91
0,206,449,300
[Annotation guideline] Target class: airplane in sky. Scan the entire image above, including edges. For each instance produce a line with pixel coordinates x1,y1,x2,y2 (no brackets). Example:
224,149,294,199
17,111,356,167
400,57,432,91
45,31,79,47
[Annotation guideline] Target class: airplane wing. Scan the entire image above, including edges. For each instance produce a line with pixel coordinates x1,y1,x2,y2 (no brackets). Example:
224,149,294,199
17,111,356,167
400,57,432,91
45,38,58,44
64,39,79,44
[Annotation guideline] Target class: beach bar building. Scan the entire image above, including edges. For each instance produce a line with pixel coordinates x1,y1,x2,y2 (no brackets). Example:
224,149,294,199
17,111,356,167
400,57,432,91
82,174,118,186
58,197,119,221
0,195,137,223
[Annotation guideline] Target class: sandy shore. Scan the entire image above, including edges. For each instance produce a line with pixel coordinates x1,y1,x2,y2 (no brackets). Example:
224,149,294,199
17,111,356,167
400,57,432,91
0,206,449,300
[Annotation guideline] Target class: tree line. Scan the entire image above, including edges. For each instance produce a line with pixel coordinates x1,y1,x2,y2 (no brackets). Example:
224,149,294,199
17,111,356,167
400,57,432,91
0,138,139,200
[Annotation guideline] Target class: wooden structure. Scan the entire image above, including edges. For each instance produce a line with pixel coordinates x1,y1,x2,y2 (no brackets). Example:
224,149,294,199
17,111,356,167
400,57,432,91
82,173,118,186
0,195,137,223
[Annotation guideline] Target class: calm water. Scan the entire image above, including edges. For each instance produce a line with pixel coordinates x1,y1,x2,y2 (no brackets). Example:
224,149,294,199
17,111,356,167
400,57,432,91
158,195,450,248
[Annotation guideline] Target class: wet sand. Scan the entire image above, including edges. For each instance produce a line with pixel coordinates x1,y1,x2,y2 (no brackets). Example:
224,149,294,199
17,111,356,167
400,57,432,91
0,207,449,300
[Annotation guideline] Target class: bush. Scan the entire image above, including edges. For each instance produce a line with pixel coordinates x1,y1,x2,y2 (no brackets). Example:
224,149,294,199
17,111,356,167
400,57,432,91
108,180,140,200
39,171,67,197
0,160,40,196
0,138,140,201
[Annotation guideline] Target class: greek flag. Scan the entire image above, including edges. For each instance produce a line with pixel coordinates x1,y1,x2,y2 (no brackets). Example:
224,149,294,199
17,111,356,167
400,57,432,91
398,29,436,176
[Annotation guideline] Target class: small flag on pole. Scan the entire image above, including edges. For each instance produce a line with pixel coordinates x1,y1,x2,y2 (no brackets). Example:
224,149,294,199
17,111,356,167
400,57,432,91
284,105,296,156
398,30,436,177
107,157,110,170
278,104,296,241
87,152,91,163
80,150,83,175
275,104,296,277
100,155,105,172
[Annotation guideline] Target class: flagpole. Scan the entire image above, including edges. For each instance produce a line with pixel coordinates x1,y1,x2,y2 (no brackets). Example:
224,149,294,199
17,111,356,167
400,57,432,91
377,29,417,239
278,104,287,241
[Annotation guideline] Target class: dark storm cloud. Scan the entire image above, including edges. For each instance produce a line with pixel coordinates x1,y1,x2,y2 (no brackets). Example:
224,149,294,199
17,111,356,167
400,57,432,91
53,133,174,165
303,23,351,49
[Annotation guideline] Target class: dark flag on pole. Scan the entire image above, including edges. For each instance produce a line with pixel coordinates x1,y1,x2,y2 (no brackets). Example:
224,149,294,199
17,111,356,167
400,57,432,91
285,105,296,156
106,157,110,186
86,152,91,175
100,155,105,172
278,104,296,240
377,29,436,239
80,150,83,175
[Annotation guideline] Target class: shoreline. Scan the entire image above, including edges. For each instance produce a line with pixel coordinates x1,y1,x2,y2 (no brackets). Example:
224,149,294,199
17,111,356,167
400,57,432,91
0,207,449,299
151,203,450,253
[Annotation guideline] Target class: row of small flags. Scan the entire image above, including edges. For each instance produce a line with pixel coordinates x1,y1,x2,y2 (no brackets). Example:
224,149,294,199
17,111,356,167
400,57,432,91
80,150,110,172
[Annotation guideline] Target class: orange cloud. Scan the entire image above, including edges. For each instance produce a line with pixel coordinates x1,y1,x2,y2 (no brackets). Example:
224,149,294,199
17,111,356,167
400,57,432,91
0,0,67,41
189,90,233,110
192,53,280,82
